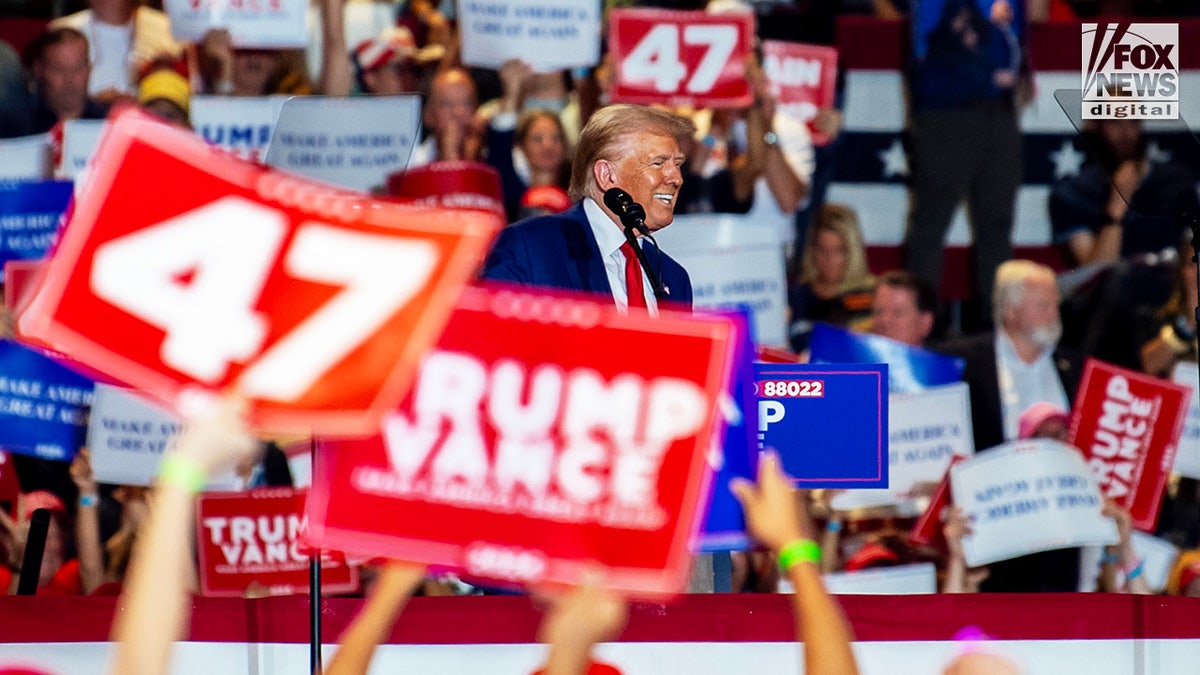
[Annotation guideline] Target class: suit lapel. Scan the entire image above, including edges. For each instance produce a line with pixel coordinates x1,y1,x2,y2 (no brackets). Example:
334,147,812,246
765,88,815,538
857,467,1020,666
562,204,612,296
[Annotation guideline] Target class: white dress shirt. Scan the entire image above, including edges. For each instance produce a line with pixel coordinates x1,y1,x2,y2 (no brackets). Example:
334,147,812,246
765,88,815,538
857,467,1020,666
582,198,656,314
994,330,1070,442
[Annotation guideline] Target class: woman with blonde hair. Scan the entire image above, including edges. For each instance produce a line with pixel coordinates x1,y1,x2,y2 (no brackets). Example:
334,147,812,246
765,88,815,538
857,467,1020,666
788,203,874,352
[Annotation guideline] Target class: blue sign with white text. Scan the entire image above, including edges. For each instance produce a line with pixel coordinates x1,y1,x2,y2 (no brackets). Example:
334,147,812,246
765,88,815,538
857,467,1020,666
0,180,72,267
809,323,963,393
0,340,94,461
755,362,888,489
698,311,757,552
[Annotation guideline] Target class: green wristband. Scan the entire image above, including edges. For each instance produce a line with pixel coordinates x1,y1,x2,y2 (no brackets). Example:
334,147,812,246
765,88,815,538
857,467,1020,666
778,539,821,572
158,454,207,493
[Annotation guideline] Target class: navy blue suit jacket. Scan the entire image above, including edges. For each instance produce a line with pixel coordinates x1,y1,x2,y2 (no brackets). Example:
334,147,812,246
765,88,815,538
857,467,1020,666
481,202,693,310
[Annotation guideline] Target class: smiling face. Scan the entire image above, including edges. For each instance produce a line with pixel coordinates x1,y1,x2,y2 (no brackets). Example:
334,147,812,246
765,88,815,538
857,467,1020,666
595,131,684,232
519,114,566,176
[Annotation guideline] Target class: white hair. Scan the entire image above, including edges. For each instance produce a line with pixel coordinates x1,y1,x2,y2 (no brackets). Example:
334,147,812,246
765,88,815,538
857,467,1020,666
992,260,1057,327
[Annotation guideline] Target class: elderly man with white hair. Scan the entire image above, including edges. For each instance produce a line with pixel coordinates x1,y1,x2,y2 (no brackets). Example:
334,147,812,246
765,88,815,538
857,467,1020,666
942,259,1084,593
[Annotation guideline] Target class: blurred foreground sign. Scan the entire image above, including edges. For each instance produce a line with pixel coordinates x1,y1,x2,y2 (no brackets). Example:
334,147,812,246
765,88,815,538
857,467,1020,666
18,110,502,434
1068,359,1189,531
308,286,734,597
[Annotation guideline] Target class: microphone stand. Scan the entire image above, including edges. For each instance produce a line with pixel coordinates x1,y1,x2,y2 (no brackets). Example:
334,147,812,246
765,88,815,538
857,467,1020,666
621,224,666,302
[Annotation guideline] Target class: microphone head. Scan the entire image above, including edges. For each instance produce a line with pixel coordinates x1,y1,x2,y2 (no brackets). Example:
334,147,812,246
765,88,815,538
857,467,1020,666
603,187,649,234
603,187,633,215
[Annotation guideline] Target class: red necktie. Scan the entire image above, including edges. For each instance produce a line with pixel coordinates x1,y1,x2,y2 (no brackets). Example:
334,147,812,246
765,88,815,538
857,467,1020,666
619,241,647,310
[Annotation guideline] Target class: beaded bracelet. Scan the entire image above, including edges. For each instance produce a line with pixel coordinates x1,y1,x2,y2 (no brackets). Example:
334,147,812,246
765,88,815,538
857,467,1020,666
158,454,207,493
778,539,821,572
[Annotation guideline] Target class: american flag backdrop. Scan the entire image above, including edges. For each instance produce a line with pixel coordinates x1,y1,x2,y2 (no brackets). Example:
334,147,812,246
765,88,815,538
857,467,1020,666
827,18,1200,249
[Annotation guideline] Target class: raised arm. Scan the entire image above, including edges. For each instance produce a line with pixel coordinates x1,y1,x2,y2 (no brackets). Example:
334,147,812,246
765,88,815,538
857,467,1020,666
108,398,259,675
731,452,859,675
318,0,353,96
538,579,628,675
70,448,104,595
325,561,428,675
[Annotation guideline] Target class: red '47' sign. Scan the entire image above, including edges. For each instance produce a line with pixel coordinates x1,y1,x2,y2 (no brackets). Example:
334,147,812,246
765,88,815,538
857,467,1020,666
307,286,734,598
17,110,501,434
1068,359,1190,531
609,9,754,108
197,488,357,597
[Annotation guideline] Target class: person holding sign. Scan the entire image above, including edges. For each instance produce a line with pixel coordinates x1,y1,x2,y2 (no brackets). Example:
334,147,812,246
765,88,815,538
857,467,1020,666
483,104,694,312
110,399,260,675
731,452,861,675
410,67,485,165
50,0,181,99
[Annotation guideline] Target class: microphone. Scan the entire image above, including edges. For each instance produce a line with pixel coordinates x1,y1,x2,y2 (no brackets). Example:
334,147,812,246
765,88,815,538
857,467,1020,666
603,187,649,235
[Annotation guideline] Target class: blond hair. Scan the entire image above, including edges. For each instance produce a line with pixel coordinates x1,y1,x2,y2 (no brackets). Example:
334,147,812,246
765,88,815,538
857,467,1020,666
798,203,873,294
568,104,693,201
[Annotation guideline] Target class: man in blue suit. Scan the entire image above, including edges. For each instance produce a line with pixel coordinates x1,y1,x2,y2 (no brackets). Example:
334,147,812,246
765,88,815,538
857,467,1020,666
482,104,693,312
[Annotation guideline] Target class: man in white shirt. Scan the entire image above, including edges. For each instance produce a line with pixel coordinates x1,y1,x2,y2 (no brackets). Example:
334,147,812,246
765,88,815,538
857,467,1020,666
51,0,181,99
945,260,1081,453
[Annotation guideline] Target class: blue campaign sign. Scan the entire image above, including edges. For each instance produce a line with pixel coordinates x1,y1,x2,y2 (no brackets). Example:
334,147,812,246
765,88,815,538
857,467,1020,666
0,340,94,461
0,180,72,266
809,322,963,393
698,311,757,552
755,362,888,489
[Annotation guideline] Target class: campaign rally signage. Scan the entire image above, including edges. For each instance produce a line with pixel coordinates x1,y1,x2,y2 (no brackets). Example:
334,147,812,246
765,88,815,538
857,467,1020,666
820,562,937,595
0,134,50,180
754,362,888,488
1067,359,1190,531
652,213,789,348
831,382,973,511
60,119,106,179
609,9,754,108
950,439,1118,568
697,311,757,552
192,95,289,162
1170,361,1200,479
0,181,71,267
17,109,502,435
86,383,241,490
198,488,358,597
908,455,964,550
0,339,93,461
165,0,307,47
761,41,838,146
459,0,601,71
808,323,964,393
386,161,506,216
264,96,422,193
308,286,734,596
